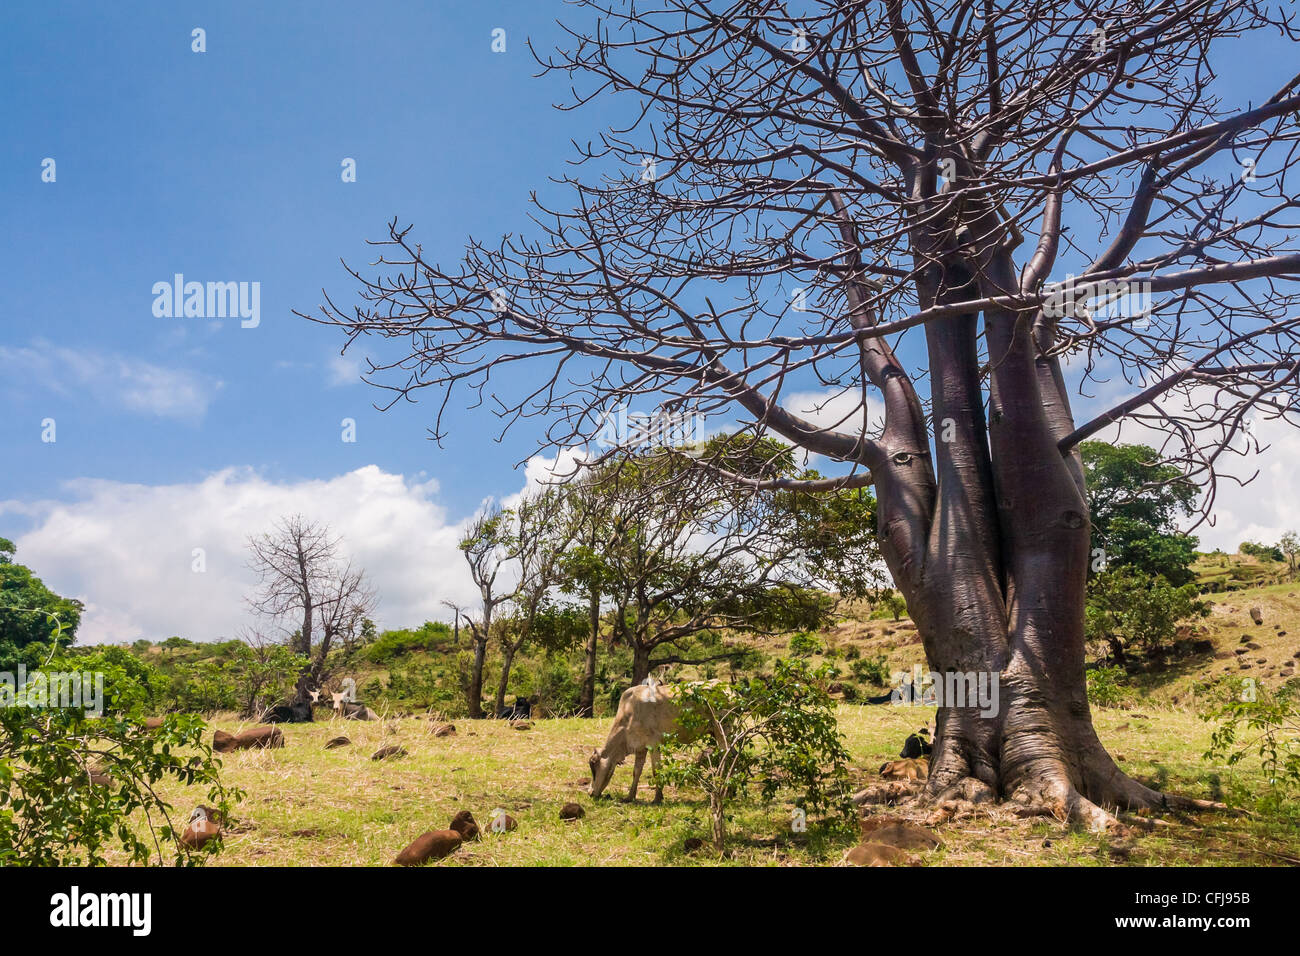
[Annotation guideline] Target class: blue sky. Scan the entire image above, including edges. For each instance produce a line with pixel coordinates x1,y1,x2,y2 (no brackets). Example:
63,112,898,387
1,0,595,511
2,1,1298,644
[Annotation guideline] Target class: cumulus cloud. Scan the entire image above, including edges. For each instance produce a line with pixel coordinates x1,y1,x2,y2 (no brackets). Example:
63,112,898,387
1,466,501,646
1094,410,1300,552
0,341,221,422
326,352,363,386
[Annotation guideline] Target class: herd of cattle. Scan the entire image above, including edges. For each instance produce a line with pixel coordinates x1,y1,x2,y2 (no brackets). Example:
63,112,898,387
176,679,939,864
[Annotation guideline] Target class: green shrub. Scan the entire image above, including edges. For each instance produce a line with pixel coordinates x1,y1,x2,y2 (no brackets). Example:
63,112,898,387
850,654,890,687
1202,678,1300,812
0,651,239,865
1086,665,1127,707
788,632,823,657
659,659,853,852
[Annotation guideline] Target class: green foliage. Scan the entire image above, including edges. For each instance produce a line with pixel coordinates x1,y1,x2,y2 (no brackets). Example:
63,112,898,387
166,642,306,716
776,477,884,600
850,654,891,687
1085,567,1208,658
658,659,853,852
365,621,454,663
788,631,823,657
0,538,83,671
0,650,239,865
877,590,908,621
1239,540,1285,562
1085,665,1128,707
1202,679,1300,812
1082,442,1199,585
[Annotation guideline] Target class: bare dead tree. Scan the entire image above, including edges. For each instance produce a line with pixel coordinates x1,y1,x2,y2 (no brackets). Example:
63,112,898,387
246,515,375,702
440,599,468,646
305,1,1300,827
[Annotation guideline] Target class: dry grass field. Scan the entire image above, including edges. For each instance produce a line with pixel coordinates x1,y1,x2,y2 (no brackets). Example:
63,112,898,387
125,699,1296,867
103,566,1300,866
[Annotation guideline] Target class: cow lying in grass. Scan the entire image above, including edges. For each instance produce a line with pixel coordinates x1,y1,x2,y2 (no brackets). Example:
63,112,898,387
497,697,532,720
261,700,313,723
330,691,378,721
589,680,715,803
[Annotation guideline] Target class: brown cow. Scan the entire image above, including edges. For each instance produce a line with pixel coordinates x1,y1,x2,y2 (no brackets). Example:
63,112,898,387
212,725,284,753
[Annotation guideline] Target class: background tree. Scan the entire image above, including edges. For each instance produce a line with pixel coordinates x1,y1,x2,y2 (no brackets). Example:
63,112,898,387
557,478,618,717
310,0,1300,826
566,454,831,684
246,516,375,701
0,537,82,671
493,488,578,713
458,506,515,718
1082,442,1199,585
1280,531,1300,575
1084,569,1208,665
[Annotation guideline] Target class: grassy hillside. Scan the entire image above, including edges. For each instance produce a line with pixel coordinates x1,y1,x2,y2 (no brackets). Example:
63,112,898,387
110,699,1295,867
99,551,1300,866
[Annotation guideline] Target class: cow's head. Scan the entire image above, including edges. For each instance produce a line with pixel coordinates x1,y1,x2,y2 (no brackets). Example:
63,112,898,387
589,748,615,799
330,691,348,714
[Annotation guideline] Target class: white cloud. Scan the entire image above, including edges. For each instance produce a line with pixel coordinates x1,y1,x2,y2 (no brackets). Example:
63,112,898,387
0,341,221,422
0,466,497,646
326,353,363,386
1096,410,1300,552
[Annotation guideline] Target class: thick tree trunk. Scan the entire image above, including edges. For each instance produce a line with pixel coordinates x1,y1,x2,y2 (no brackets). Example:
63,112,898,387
468,634,487,719
495,645,516,716
631,644,652,685
861,248,1209,829
577,587,600,717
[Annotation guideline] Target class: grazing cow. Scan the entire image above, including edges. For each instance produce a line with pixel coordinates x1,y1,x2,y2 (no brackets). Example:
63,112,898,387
496,697,532,720
261,700,313,723
589,680,713,803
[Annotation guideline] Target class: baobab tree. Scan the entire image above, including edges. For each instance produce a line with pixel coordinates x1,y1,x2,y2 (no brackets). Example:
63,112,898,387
306,0,1300,828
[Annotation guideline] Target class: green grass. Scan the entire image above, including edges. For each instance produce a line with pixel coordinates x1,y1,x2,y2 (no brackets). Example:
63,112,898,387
112,696,1296,867
111,565,1300,866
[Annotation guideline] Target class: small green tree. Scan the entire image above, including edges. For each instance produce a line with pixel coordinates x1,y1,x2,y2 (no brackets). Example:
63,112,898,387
1085,568,1208,663
0,649,240,865
880,590,908,621
658,659,852,853
0,537,83,671
1280,531,1300,575
1202,679,1300,812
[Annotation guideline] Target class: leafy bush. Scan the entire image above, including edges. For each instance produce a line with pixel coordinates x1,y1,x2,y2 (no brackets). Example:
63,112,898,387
658,658,853,852
788,631,823,657
365,621,454,663
1202,678,1300,812
1085,665,1127,707
1085,567,1208,660
850,654,891,687
0,651,239,865
1239,540,1285,562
